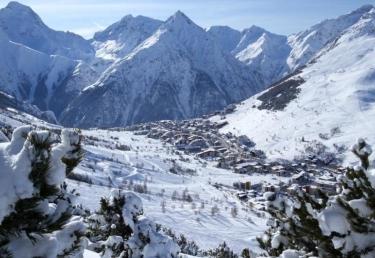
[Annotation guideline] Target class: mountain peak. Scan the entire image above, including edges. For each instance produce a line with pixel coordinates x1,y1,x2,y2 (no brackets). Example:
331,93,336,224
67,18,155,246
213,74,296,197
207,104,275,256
241,25,269,41
4,1,41,19
6,1,31,10
174,10,189,19
93,14,162,44
232,25,270,54
2,1,44,26
243,25,268,35
119,14,134,22
246,25,266,32
160,10,203,36
166,10,194,25
0,1,93,59
352,4,374,14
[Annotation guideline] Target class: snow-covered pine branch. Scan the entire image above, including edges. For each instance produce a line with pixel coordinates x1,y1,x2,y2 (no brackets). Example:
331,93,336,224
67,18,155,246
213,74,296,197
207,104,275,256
0,126,86,258
87,190,179,258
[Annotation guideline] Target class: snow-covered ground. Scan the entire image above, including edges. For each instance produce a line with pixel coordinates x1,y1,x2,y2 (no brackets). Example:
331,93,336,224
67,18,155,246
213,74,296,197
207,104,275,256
0,108,290,254
72,129,289,253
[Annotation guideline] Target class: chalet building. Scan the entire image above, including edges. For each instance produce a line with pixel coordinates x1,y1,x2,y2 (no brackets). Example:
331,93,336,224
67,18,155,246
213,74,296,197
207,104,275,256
197,149,219,159
161,131,174,140
234,162,265,174
216,147,228,153
236,192,248,201
271,165,290,177
291,171,311,185
262,183,279,192
233,181,251,190
189,138,209,149
313,178,337,194
175,137,189,150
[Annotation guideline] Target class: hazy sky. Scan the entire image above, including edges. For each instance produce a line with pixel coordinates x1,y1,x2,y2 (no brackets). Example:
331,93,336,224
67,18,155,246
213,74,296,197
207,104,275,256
1,0,374,38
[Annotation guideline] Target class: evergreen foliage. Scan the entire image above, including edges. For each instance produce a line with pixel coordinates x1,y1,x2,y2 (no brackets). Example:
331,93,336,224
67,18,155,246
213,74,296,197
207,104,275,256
158,226,200,256
258,138,375,258
204,242,238,258
0,126,86,258
87,190,179,258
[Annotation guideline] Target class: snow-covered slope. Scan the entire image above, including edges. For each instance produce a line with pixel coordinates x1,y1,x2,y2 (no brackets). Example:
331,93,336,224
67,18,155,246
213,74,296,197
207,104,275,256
212,6,375,164
1,1,374,131
0,1,94,61
207,25,292,85
287,4,374,70
0,91,57,123
233,26,270,55
61,11,264,128
212,6,375,86
234,28,291,86
0,2,98,118
0,104,277,255
93,15,162,62
0,36,97,117
208,25,289,85
207,25,241,53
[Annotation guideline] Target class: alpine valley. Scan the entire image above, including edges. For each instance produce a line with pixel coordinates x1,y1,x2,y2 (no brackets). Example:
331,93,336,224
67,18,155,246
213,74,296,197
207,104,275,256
1,2,375,258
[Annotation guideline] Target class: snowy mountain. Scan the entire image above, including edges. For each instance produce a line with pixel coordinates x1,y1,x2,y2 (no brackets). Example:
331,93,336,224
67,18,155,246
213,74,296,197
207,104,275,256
1,2,374,131
207,25,291,85
287,4,374,70
0,90,57,123
234,27,291,86
0,2,99,118
233,26,271,54
207,25,241,53
60,11,264,128
93,15,162,62
0,1,94,60
209,6,375,85
211,5,375,164
0,36,98,118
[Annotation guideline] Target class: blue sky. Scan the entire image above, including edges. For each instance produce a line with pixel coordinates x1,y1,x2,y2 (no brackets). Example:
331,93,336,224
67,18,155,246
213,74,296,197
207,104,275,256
1,0,374,38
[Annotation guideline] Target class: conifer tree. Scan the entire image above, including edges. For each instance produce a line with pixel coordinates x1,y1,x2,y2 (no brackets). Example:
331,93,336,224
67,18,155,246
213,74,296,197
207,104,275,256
87,190,179,258
205,242,238,258
62,129,84,177
258,138,375,258
0,126,86,258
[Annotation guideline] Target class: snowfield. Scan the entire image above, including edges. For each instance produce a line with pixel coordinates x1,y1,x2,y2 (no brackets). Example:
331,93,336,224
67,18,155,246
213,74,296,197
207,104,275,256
0,108,289,255
211,18,375,165
72,129,286,253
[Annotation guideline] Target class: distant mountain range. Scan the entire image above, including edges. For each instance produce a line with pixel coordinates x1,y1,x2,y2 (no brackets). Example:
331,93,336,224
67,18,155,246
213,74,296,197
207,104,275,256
61,11,263,127
0,1,374,129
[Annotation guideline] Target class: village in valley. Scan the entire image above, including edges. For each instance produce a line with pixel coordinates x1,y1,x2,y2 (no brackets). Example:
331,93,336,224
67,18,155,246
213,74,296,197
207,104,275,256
1,1,375,257
0,105,348,254
121,107,345,203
